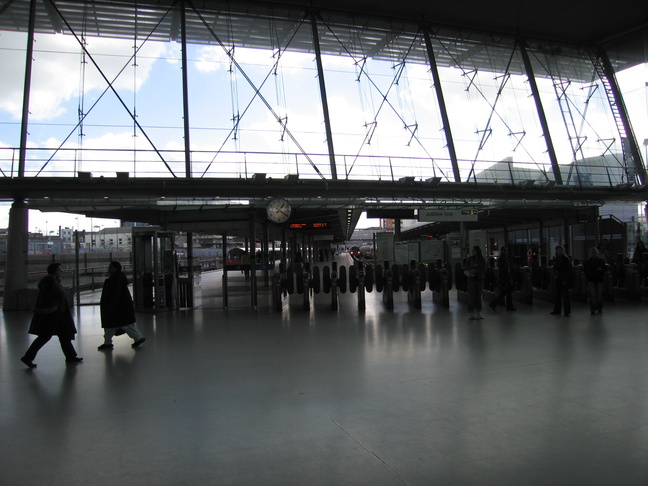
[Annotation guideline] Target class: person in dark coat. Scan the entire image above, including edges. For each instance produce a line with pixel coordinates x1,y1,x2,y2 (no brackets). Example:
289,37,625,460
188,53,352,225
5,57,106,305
98,261,145,350
631,240,647,265
583,247,606,314
489,247,516,312
550,245,573,316
631,240,648,286
21,263,82,367
463,245,486,320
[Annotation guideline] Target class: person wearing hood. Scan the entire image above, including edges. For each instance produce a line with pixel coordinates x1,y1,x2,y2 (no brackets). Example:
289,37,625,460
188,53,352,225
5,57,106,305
97,261,146,350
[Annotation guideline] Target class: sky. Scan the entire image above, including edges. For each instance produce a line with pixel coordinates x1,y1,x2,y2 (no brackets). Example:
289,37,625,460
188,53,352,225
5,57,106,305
0,16,646,235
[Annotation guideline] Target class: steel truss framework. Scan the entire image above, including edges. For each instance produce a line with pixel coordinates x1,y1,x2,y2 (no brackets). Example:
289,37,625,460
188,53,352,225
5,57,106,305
0,0,646,238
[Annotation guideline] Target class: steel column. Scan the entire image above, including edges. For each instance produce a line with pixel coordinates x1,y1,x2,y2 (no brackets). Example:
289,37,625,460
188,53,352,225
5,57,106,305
310,14,338,180
18,0,37,177
423,30,461,182
222,233,228,309
249,213,258,309
598,49,647,185
180,1,192,178
519,40,563,185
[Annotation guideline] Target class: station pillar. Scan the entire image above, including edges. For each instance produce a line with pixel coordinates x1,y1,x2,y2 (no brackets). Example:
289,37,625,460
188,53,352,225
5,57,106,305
3,200,29,311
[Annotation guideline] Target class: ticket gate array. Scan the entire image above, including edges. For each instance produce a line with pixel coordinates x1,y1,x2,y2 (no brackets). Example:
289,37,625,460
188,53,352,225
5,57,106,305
272,260,453,311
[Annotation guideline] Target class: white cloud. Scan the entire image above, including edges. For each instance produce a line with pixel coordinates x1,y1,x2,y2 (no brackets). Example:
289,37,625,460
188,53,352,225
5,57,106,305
0,32,167,121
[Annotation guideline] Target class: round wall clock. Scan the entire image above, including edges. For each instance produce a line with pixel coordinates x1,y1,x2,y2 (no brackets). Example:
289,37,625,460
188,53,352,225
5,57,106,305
266,197,292,224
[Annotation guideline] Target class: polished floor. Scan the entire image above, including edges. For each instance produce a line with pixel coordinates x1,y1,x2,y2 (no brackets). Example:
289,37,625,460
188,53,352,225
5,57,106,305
2,263,648,485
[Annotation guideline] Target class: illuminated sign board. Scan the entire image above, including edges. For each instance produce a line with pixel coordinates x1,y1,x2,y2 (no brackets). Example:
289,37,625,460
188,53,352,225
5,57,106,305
289,222,330,230
418,209,478,222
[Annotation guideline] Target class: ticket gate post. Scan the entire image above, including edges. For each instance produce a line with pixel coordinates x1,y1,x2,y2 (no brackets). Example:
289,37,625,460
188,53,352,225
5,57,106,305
272,272,283,311
330,262,339,311
357,262,366,311
432,268,450,308
302,263,311,311
407,261,422,309
517,266,533,305
382,261,394,310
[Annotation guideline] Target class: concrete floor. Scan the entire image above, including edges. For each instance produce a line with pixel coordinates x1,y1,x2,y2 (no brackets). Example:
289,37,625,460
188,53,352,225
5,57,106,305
2,265,648,485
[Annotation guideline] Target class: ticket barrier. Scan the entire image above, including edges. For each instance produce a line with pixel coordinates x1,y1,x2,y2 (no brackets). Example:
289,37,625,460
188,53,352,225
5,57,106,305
272,272,284,311
622,265,641,301
407,261,422,309
570,266,587,303
270,260,458,312
302,263,311,311
602,265,614,302
432,268,450,308
382,262,394,310
330,262,339,311
516,266,533,305
346,261,373,311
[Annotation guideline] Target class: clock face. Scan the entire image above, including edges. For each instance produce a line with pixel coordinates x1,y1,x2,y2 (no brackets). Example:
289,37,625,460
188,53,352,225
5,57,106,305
266,197,292,224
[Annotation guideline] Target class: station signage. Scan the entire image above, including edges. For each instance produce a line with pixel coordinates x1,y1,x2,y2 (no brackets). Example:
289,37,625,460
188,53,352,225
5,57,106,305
418,208,478,222
289,222,330,230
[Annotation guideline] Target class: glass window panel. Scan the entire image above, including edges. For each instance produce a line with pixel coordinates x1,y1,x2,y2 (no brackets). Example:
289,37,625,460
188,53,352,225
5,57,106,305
431,34,551,183
317,21,447,181
1,0,643,188
185,12,329,179
527,43,629,187
617,62,648,168
0,27,27,177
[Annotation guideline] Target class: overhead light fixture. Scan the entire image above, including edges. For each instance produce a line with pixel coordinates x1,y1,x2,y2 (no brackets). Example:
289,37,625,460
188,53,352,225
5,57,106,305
399,176,416,185
284,174,299,183
425,176,442,187
78,171,92,179
116,172,129,180
251,173,266,183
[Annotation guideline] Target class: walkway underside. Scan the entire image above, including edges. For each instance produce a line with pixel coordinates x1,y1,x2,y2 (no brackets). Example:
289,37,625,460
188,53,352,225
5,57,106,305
1,176,646,238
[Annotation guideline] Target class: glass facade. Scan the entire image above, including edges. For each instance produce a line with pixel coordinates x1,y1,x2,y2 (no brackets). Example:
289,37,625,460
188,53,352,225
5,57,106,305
0,0,645,186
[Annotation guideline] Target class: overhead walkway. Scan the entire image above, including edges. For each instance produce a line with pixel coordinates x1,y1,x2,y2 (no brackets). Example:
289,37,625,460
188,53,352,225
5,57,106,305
3,263,648,484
